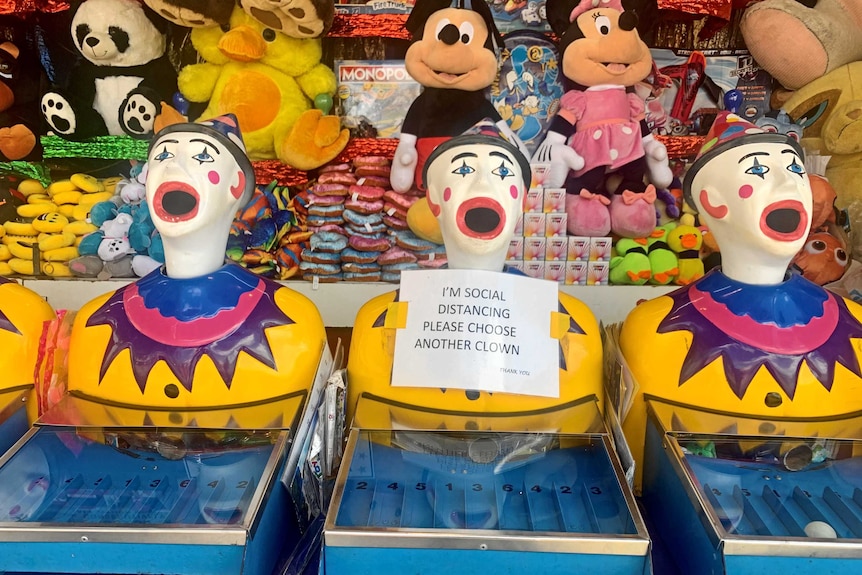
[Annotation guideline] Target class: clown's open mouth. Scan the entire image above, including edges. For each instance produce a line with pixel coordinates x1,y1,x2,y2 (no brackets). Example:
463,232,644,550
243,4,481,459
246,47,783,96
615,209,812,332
457,198,505,239
153,181,200,222
760,200,808,241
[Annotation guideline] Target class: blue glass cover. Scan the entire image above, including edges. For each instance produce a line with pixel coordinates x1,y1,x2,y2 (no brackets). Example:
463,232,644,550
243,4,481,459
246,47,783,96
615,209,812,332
680,436,862,539
0,427,276,525
334,430,636,534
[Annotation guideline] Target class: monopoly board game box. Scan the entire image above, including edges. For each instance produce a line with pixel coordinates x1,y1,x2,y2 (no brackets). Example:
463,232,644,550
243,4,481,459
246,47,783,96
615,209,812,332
336,60,422,139
645,49,776,137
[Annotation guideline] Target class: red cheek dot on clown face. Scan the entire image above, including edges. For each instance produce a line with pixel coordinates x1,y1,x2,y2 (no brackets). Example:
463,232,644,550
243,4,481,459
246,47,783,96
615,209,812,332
738,184,753,199
443,187,452,202
510,185,518,199
208,171,220,185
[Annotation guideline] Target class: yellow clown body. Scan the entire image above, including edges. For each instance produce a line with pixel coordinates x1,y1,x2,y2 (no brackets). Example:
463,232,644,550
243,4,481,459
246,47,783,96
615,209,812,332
66,265,326,428
0,278,55,422
347,287,604,432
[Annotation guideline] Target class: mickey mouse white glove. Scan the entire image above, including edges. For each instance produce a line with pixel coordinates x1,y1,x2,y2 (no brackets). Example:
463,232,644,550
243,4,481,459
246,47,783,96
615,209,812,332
530,131,584,188
390,133,419,193
642,134,673,189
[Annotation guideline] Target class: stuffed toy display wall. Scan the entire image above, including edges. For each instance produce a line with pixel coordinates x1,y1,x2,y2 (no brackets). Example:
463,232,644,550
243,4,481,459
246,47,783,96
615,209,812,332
531,0,672,239
39,0,178,140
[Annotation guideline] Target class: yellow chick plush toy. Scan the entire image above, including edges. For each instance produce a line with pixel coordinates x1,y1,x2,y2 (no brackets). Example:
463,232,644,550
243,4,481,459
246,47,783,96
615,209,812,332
178,6,345,169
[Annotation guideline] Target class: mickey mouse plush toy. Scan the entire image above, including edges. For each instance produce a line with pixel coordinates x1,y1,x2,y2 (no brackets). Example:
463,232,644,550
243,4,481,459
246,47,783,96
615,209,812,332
390,0,525,193
533,0,672,238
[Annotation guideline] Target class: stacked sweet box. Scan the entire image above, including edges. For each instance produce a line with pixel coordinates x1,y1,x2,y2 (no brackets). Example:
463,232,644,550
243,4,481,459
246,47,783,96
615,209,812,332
299,157,447,283
506,165,611,285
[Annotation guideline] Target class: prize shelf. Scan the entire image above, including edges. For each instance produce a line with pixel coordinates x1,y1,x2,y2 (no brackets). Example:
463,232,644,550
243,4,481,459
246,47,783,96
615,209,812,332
21,278,676,328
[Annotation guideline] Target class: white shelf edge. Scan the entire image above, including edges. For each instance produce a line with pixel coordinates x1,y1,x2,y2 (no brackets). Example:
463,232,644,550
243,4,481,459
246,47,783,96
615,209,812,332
21,278,676,327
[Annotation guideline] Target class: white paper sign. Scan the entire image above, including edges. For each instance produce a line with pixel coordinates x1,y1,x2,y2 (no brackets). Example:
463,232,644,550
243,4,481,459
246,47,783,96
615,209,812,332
391,269,559,397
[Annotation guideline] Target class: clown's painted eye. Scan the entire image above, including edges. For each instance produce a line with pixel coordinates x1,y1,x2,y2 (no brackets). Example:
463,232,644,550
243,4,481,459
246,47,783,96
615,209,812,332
786,158,805,176
193,147,214,164
594,14,611,35
452,161,475,177
744,157,769,178
153,146,174,162
458,21,475,44
492,162,514,180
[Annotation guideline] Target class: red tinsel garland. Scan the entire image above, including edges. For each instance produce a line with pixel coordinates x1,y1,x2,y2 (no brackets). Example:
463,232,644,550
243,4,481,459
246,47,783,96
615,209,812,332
658,135,705,160
253,137,700,188
328,14,410,39
657,0,732,19
253,138,400,187
0,0,68,13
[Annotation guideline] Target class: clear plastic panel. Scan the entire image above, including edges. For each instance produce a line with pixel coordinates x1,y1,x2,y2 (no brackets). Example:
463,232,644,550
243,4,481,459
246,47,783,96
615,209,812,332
0,427,278,526
334,429,637,535
676,434,862,539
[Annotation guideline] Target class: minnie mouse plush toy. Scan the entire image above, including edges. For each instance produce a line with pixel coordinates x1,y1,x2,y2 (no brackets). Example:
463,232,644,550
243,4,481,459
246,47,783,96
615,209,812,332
533,0,672,238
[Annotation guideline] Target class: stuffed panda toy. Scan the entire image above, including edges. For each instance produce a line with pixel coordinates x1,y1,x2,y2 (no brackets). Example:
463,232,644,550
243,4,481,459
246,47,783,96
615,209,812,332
40,0,178,140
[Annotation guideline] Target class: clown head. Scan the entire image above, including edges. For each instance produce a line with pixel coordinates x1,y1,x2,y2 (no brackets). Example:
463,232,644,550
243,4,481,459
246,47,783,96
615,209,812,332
423,121,531,271
146,114,255,278
683,112,812,285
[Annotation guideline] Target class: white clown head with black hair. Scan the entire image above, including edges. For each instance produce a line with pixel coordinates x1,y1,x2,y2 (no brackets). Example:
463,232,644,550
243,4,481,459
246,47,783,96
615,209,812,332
146,114,255,279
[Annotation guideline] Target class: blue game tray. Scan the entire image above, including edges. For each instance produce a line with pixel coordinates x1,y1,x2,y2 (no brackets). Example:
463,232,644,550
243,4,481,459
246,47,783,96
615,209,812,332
324,428,651,575
334,430,638,534
0,427,277,526
682,437,862,540
0,426,296,575
641,398,862,574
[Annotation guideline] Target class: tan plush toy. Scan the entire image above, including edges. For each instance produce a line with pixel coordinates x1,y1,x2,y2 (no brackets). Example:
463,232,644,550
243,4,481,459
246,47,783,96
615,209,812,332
781,62,862,258
740,0,862,90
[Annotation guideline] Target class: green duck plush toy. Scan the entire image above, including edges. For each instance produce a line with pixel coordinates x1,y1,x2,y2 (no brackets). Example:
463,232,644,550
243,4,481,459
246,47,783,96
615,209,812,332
610,237,652,285
647,223,679,285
